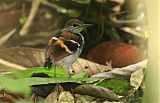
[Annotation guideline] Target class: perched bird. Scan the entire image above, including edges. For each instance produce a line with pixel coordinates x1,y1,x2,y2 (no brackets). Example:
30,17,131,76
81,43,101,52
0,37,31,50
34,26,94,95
44,19,90,78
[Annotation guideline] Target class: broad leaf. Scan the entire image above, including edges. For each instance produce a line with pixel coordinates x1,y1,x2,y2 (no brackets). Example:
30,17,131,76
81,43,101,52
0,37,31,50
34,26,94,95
96,78,131,95
71,72,88,78
6,67,68,79
0,76,31,96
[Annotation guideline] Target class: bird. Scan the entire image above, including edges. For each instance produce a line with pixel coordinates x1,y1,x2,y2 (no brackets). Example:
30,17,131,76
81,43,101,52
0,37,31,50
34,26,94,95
44,19,91,78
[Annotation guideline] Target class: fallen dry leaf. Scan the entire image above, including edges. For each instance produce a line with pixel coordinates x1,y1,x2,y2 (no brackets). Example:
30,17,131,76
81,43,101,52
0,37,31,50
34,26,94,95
0,89,24,103
92,59,147,78
73,84,119,101
130,69,144,89
0,47,44,73
57,91,75,103
75,94,95,103
72,58,111,76
45,84,64,102
0,47,45,68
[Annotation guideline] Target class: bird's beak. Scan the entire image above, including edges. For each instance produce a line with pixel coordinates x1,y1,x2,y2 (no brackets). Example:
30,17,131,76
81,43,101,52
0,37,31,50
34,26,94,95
83,24,93,27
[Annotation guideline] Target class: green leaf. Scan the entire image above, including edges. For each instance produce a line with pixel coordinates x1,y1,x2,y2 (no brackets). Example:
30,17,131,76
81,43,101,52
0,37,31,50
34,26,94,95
71,72,88,78
16,77,101,86
19,15,28,25
17,77,77,85
6,66,68,79
0,76,31,96
14,100,32,103
96,78,131,95
0,66,104,96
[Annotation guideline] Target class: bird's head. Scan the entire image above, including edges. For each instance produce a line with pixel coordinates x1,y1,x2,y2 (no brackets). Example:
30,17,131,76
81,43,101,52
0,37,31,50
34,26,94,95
64,19,91,34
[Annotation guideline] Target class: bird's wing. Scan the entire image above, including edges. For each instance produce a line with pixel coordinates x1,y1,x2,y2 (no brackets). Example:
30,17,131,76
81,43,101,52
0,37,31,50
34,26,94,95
44,31,80,68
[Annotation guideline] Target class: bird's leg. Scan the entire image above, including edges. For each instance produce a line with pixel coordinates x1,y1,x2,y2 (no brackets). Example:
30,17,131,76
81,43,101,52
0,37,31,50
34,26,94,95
68,70,71,78
68,66,74,78
70,88,76,103
44,58,57,78
53,61,57,78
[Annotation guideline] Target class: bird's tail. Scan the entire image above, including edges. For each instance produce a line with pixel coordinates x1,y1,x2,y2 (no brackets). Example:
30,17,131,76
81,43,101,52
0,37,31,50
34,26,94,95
44,58,52,68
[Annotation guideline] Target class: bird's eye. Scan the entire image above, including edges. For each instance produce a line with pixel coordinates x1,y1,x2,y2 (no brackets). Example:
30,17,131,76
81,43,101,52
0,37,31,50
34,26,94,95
72,24,78,28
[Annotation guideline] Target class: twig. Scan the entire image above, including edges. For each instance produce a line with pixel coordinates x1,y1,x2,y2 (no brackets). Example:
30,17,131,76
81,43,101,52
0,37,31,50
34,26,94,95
42,0,81,17
19,0,71,36
19,0,42,36
41,0,67,14
0,29,16,46
0,2,17,12
109,15,145,27
120,27,145,38
109,0,125,4
81,16,144,28
0,58,26,71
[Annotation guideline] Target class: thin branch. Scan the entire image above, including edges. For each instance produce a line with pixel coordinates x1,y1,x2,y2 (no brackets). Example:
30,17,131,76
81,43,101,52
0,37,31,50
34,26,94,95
109,0,125,4
0,58,26,71
0,29,16,46
109,15,145,27
120,27,145,38
19,0,72,36
19,0,42,36
41,0,67,14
